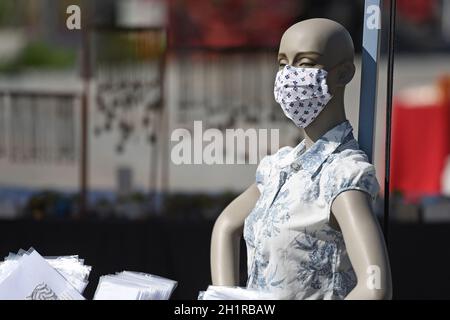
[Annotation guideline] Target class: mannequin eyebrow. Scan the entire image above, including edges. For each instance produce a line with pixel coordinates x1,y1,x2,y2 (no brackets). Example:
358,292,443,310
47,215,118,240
277,54,288,61
293,52,322,61
278,52,322,63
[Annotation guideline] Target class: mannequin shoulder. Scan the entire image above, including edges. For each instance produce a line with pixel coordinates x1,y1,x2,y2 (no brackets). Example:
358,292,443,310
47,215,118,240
325,148,376,176
320,149,380,202
263,146,293,163
256,146,293,178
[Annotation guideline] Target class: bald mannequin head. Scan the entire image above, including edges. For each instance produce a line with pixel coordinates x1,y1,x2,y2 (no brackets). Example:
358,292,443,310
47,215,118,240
279,19,354,70
277,18,356,143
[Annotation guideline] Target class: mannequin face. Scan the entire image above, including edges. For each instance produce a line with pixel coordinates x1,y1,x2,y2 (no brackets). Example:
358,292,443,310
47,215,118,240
277,19,356,95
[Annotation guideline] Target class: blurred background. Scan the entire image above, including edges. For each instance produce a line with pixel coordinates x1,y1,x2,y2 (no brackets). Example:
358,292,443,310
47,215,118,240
0,0,449,299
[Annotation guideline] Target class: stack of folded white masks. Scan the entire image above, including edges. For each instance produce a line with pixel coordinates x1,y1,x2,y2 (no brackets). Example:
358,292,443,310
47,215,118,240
94,271,177,300
199,286,274,300
0,248,91,300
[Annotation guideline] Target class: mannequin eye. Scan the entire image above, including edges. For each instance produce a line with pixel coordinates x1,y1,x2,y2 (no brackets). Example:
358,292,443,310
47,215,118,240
300,62,315,67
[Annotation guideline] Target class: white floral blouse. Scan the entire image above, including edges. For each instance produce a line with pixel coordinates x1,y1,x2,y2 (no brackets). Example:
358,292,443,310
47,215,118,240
243,120,380,300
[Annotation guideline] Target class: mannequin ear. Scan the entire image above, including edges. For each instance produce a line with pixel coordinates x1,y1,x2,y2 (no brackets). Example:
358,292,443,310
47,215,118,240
336,62,356,86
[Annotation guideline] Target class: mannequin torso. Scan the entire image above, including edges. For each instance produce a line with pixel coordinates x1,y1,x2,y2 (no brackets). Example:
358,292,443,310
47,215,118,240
210,18,392,300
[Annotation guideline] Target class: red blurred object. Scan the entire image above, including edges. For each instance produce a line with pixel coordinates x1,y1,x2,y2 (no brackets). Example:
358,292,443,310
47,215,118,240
397,0,437,24
391,78,450,199
167,0,302,49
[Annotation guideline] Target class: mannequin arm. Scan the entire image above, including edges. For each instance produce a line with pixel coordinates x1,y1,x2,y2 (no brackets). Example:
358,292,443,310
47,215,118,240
331,190,393,300
210,183,260,286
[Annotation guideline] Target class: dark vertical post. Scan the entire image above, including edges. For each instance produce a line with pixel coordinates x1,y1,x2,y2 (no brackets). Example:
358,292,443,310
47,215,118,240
159,29,169,194
149,30,160,194
149,30,161,213
79,0,91,217
384,0,397,244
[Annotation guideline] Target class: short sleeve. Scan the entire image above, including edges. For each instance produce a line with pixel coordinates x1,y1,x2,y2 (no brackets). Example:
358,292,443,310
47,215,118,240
255,147,292,194
322,151,380,210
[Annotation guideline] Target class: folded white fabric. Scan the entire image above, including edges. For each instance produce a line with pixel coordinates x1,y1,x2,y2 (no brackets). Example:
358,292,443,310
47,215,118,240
199,286,275,300
0,248,178,301
0,248,88,300
44,255,91,293
0,249,91,294
94,271,177,300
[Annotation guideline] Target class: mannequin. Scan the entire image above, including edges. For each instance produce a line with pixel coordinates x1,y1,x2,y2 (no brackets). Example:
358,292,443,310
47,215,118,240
210,19,392,300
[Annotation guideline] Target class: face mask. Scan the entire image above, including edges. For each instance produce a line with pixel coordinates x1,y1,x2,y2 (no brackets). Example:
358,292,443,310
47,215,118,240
274,65,333,128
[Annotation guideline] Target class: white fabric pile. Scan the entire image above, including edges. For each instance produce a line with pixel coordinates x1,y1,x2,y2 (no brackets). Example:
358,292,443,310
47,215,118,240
0,248,90,300
199,286,274,300
0,247,177,300
94,271,177,300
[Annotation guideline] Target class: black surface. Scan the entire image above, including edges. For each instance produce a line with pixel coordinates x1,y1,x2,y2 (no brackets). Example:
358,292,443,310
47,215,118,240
0,219,447,300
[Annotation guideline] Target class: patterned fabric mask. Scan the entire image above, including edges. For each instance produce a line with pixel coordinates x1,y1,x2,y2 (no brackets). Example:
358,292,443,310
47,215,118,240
274,65,333,128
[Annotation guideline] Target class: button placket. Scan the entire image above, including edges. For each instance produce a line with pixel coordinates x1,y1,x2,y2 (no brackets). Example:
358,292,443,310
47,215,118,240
268,170,289,208
247,167,290,288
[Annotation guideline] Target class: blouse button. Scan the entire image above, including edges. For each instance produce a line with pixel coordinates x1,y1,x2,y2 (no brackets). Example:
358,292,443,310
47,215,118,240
291,162,302,172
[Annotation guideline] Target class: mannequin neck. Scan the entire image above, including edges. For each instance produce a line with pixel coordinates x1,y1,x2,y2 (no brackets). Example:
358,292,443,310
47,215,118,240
303,89,347,149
